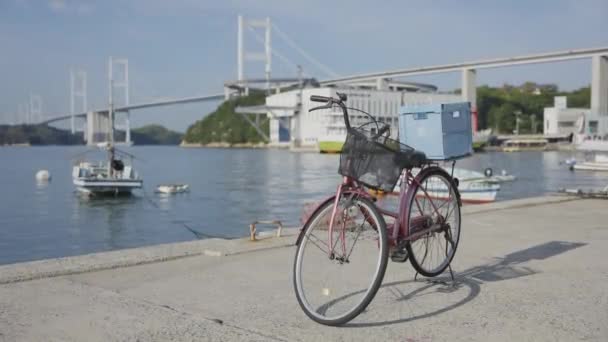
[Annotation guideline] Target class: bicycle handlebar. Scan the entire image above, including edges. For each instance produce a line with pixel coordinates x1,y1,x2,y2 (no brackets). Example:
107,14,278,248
310,95,331,103
308,92,351,130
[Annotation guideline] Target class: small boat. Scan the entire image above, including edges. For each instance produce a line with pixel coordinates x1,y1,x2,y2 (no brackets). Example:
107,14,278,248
571,154,608,171
387,168,501,204
72,148,143,196
502,139,548,152
573,114,608,152
156,184,189,194
72,78,143,196
476,167,516,183
558,185,608,198
446,168,501,203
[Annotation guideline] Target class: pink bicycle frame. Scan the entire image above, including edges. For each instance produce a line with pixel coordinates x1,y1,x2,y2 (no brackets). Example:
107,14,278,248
298,165,456,258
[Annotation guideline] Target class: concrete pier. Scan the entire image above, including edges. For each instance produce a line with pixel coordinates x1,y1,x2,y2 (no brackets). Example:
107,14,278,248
1,196,607,341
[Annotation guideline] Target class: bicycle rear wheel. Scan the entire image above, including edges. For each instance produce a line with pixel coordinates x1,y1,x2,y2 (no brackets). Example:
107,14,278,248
293,193,388,326
406,167,461,277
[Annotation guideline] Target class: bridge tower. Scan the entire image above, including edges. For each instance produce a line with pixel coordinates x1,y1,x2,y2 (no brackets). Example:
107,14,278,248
237,15,272,95
70,68,87,134
109,57,131,144
29,94,42,124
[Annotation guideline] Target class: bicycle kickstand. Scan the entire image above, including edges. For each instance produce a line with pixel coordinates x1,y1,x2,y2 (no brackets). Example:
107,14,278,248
448,263,456,285
414,264,457,287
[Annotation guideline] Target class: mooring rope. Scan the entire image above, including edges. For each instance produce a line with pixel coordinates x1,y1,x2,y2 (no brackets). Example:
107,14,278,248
140,185,233,240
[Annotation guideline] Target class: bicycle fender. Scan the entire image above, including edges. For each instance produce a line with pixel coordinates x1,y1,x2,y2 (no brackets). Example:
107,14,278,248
295,190,374,246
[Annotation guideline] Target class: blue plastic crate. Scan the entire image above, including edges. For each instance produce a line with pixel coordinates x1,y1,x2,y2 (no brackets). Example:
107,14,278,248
398,102,473,160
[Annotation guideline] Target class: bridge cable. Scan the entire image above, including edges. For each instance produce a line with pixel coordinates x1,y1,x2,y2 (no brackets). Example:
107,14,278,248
246,26,312,78
271,23,340,78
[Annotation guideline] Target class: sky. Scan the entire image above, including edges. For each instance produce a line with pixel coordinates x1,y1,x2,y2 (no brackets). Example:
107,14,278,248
0,0,607,132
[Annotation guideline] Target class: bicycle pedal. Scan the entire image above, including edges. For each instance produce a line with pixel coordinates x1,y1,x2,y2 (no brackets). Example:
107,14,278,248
390,250,409,263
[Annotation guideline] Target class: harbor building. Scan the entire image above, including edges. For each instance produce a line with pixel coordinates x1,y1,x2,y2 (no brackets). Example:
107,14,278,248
265,81,461,152
543,96,591,136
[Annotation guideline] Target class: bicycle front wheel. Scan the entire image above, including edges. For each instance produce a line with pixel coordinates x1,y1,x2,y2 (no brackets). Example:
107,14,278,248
406,167,461,277
293,193,388,326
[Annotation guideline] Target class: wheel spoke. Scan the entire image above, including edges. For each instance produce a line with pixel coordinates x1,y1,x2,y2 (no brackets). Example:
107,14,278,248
407,170,460,277
294,196,388,325
304,232,330,255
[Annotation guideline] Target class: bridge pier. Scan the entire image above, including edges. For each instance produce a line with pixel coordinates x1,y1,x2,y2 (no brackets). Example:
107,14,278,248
376,78,388,90
86,111,110,146
591,55,608,135
461,68,477,132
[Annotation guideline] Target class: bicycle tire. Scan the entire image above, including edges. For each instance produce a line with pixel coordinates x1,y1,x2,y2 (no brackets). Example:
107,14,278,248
405,167,461,277
293,193,388,326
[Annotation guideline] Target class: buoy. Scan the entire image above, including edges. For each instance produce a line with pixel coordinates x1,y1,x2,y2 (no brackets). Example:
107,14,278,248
35,170,51,182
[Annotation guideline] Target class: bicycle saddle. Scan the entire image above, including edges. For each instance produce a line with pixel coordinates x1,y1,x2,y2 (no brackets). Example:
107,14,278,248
394,148,427,170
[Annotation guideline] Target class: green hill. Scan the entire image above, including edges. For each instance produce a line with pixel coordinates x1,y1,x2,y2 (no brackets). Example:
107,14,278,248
183,92,268,145
0,124,182,146
0,124,84,145
116,125,183,145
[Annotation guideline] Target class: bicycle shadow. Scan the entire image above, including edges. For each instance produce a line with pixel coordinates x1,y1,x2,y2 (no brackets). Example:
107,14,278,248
343,240,586,328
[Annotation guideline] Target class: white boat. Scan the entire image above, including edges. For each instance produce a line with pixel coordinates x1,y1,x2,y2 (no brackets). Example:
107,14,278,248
571,154,608,172
390,168,501,204
502,138,548,152
156,184,189,194
72,78,143,196
573,114,608,152
443,168,501,204
72,150,143,196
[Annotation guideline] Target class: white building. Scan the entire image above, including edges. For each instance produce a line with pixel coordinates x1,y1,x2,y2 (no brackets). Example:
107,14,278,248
265,86,461,152
543,96,591,136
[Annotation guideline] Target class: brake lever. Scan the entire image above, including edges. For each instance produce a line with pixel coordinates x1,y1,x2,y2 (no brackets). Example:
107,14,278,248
309,103,332,112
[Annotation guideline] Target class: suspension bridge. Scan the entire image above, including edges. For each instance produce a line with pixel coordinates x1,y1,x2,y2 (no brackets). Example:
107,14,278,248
3,15,608,145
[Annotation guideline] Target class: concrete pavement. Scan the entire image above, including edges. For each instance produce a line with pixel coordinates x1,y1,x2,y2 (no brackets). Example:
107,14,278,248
1,196,607,341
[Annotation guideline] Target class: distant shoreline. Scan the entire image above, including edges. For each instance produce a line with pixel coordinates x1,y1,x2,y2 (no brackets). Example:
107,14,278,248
180,141,268,149
0,143,31,147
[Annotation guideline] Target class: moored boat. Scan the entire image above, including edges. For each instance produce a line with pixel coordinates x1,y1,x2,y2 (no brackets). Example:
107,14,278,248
72,148,143,196
72,75,143,196
387,168,501,204
156,184,189,194
502,138,548,152
571,154,608,172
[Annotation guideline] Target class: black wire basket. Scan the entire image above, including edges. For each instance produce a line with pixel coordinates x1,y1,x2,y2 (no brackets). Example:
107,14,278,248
339,125,415,192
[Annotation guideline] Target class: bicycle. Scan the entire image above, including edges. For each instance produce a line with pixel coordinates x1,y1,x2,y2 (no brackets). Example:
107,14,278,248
293,93,462,326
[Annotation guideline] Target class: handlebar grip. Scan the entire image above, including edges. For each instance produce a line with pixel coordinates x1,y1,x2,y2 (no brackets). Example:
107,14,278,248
310,95,331,103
